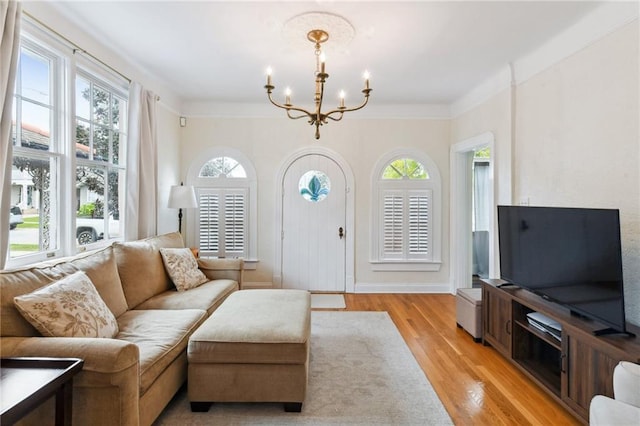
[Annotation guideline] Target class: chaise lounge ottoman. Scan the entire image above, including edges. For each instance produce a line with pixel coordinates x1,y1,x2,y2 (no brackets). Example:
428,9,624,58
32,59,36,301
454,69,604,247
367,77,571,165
187,289,311,412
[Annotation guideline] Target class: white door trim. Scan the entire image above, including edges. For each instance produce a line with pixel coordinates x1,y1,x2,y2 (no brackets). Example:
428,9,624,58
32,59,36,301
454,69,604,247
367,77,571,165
274,146,355,293
450,132,496,293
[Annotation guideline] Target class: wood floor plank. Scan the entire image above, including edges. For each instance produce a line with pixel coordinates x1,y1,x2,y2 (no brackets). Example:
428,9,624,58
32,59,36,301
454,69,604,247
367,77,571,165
339,293,580,425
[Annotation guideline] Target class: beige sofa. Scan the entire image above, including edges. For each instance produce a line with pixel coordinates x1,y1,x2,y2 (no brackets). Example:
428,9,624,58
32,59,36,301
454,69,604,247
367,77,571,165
0,232,243,426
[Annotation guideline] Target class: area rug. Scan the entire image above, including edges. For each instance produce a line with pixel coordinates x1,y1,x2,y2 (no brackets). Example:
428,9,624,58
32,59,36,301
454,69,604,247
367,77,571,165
310,293,346,309
153,311,453,425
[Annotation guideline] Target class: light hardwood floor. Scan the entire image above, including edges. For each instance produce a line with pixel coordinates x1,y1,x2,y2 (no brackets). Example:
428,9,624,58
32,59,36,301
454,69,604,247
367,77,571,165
338,293,581,425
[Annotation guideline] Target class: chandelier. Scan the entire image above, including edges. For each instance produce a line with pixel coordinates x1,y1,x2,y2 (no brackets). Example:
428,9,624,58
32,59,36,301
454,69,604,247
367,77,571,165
264,29,372,139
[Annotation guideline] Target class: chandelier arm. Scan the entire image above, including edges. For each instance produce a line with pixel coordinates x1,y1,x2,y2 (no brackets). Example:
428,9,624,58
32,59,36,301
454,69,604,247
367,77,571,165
324,112,344,122
267,90,315,119
286,110,312,120
324,90,372,117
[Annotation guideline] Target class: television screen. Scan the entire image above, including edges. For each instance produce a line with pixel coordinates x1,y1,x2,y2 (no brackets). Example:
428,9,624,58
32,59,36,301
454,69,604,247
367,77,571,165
497,205,627,334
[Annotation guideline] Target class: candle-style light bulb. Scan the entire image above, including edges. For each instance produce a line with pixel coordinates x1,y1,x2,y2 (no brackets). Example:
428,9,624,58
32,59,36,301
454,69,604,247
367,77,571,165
363,70,370,90
285,87,292,105
266,67,272,86
339,90,345,108
320,52,326,73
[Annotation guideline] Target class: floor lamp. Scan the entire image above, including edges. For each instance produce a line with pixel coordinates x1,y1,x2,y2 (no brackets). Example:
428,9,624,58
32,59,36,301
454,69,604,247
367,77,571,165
168,183,198,233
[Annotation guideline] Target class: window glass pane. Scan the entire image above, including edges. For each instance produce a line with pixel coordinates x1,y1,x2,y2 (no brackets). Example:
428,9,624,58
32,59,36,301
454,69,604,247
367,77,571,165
112,97,121,130
299,170,330,202
382,158,428,180
107,170,123,238
76,77,90,120
113,131,121,165
92,85,110,125
21,101,51,150
76,119,90,158
76,165,106,245
199,157,247,178
10,155,57,258
20,48,50,105
11,97,16,145
93,126,110,162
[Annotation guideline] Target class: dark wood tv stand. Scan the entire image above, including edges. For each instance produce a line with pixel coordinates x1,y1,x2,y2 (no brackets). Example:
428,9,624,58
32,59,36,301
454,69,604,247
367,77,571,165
481,279,640,423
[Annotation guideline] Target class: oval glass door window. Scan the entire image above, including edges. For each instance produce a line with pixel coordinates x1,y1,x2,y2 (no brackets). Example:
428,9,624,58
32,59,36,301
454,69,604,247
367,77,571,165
299,170,331,202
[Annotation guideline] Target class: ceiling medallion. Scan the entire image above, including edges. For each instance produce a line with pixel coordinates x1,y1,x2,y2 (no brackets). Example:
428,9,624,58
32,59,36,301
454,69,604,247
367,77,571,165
264,12,371,139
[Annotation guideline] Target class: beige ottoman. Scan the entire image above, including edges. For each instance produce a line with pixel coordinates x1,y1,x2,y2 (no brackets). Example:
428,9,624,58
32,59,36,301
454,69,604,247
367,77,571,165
456,287,483,342
187,289,311,412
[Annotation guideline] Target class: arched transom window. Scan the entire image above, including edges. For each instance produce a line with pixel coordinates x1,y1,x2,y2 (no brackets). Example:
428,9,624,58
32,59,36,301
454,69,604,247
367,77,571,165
371,151,442,271
199,156,247,178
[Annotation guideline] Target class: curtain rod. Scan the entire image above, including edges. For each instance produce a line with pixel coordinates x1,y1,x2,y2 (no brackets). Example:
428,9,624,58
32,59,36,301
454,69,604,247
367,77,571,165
23,10,132,84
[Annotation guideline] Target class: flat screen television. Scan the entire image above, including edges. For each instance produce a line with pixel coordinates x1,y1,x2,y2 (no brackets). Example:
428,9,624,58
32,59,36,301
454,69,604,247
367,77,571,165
497,205,630,336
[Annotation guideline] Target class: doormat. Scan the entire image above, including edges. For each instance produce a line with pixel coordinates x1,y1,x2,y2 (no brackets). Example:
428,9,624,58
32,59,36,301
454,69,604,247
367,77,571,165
311,293,346,309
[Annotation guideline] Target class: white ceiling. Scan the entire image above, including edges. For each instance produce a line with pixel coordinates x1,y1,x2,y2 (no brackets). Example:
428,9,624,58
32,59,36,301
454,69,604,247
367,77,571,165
49,1,605,108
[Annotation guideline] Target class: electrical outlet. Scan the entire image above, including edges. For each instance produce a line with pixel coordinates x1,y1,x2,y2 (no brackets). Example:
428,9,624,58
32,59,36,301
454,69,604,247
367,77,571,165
519,197,530,206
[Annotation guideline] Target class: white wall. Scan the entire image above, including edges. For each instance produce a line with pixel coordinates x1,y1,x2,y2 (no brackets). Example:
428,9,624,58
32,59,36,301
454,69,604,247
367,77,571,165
451,21,640,326
515,20,639,326
180,117,451,290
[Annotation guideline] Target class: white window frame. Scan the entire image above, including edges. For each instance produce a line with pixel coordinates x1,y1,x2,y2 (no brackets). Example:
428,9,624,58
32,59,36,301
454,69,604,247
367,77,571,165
186,147,257,268
370,148,442,271
6,17,128,268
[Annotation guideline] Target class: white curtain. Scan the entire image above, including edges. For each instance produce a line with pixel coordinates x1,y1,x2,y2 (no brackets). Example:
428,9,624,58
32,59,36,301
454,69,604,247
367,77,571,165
0,1,21,269
125,82,158,240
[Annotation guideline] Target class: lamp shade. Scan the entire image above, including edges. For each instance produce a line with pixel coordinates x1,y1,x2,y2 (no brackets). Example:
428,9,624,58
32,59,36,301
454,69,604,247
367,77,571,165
168,185,198,209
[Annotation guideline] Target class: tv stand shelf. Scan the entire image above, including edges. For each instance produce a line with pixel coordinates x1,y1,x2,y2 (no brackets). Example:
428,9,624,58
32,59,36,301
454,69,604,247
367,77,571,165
481,279,640,423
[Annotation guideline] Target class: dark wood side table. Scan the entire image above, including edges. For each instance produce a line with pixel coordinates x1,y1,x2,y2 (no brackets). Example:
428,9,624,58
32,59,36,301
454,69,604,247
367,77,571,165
1,357,84,426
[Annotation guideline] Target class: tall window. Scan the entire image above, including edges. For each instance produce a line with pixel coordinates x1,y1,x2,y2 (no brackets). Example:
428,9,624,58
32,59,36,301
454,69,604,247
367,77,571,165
8,19,128,266
371,150,442,271
189,151,257,262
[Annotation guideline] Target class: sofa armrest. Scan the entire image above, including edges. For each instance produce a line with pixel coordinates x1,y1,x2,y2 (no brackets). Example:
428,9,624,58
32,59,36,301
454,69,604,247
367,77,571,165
198,258,244,289
1,336,140,425
0,336,138,374
614,361,640,407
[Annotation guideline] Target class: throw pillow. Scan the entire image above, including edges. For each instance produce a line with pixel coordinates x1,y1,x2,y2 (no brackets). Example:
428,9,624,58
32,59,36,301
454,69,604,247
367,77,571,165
159,247,209,291
13,271,119,338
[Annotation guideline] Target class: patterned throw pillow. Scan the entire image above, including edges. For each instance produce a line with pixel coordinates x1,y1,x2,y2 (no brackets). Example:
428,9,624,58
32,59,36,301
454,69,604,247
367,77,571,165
13,271,119,338
159,248,209,291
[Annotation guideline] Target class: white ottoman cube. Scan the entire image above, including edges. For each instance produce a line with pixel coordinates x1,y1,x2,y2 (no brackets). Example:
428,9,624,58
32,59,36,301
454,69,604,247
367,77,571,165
456,288,483,342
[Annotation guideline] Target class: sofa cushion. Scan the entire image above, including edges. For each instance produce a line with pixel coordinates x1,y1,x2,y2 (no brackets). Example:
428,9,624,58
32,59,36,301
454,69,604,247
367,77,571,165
159,248,208,291
114,241,174,309
114,232,186,309
60,246,128,317
134,279,238,315
116,309,207,395
1,264,69,337
14,271,119,338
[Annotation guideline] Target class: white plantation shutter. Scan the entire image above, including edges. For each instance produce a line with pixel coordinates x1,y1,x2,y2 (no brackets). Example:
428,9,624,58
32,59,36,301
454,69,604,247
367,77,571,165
382,192,404,259
198,191,220,255
380,189,431,261
197,188,247,258
223,192,246,255
408,191,430,258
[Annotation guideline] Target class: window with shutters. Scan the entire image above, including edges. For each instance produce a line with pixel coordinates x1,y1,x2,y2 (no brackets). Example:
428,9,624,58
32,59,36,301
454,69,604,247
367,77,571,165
188,149,257,265
371,150,442,271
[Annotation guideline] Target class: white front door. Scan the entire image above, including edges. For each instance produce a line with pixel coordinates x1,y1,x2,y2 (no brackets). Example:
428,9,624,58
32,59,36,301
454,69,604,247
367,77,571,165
282,154,346,292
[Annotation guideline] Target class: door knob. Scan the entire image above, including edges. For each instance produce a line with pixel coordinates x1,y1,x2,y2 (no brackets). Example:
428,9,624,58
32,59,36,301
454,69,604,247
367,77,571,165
338,227,344,239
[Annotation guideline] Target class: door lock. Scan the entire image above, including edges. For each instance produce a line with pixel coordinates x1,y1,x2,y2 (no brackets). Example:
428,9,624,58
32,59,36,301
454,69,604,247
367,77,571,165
338,227,344,239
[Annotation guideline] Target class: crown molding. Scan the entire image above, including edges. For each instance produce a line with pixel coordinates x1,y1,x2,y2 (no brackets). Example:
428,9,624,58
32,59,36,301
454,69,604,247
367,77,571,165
451,2,639,118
